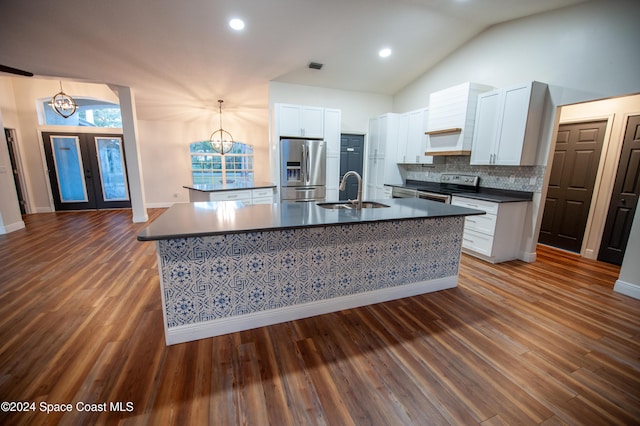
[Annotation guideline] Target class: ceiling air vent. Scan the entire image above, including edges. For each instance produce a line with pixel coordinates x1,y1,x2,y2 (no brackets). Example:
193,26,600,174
308,62,323,70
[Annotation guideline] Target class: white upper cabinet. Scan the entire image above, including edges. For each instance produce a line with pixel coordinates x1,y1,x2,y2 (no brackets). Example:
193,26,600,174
277,104,325,138
425,82,494,155
470,81,547,166
396,108,441,164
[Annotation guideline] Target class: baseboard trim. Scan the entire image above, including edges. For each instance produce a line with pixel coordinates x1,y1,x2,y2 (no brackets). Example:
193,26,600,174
614,279,640,300
145,202,175,209
0,220,25,234
519,250,537,263
165,275,458,345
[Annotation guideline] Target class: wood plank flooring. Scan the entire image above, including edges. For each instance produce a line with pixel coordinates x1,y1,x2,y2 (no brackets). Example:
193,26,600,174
0,209,638,425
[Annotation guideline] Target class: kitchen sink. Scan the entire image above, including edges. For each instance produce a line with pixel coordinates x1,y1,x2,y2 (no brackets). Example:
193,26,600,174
316,201,390,210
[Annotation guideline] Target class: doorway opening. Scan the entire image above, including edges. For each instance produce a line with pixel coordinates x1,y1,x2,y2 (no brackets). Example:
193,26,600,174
42,132,131,211
339,134,364,201
4,128,28,214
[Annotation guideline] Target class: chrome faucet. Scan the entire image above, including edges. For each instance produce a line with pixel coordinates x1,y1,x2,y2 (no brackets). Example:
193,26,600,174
339,171,363,209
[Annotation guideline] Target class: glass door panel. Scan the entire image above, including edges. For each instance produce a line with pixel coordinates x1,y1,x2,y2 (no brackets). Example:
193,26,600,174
95,137,129,202
50,136,89,203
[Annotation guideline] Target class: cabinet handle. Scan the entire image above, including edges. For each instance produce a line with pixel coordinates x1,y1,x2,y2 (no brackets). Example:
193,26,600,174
466,219,476,223
463,238,475,243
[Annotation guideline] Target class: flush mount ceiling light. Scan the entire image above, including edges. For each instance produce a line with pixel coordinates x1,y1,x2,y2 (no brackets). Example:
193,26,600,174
229,18,245,31
378,48,392,58
49,81,77,118
209,100,235,155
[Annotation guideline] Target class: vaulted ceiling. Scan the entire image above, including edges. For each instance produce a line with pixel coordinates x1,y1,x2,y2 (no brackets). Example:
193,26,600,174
0,0,588,121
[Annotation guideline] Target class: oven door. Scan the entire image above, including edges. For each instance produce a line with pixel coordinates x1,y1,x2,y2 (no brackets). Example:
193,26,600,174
391,187,417,198
417,190,451,203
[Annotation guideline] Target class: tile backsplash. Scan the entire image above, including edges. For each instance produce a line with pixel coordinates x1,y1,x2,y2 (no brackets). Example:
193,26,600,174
404,156,545,193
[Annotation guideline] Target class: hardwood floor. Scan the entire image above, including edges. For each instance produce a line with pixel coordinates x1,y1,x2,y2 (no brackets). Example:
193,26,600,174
0,209,638,425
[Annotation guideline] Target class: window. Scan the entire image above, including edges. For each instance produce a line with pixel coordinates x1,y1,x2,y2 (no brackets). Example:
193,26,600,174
40,97,122,128
190,141,254,184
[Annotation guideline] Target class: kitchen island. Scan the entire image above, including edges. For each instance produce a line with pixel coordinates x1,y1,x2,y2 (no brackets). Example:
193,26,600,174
138,198,484,345
184,180,275,203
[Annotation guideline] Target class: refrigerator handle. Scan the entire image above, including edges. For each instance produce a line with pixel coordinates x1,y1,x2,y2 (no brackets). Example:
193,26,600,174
304,143,310,183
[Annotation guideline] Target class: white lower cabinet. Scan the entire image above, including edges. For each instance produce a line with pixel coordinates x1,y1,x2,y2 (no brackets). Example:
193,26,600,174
188,188,275,205
452,196,528,263
251,188,276,204
208,190,253,202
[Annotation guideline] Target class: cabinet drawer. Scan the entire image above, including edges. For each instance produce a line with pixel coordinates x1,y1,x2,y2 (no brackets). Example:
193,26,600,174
252,188,274,199
251,196,274,205
451,196,499,215
464,213,497,235
461,228,494,257
209,190,252,201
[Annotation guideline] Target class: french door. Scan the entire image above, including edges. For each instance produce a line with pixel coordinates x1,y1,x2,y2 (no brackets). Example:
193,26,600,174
42,132,131,211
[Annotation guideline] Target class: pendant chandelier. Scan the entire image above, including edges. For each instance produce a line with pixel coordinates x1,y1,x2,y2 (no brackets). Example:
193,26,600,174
209,99,234,155
49,81,78,118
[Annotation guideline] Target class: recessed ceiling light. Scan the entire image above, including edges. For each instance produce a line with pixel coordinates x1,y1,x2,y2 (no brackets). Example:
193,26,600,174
229,18,245,31
379,48,392,58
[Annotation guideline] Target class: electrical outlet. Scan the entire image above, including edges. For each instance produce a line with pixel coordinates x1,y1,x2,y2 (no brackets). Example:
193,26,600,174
509,175,516,184
529,176,537,185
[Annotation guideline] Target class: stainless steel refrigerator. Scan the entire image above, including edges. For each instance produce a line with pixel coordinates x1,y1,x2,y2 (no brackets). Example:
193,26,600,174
280,138,326,201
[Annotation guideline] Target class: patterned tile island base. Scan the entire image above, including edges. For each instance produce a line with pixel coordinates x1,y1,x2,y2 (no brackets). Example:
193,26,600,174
157,216,464,344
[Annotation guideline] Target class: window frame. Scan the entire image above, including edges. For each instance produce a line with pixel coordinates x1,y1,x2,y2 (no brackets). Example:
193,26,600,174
190,141,254,184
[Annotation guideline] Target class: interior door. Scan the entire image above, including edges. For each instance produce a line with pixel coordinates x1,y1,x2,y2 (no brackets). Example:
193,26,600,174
5,128,27,214
339,134,364,200
539,120,606,252
598,115,640,264
42,132,131,211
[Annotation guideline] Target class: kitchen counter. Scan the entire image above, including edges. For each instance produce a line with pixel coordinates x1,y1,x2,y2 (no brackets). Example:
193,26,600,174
388,181,533,203
138,198,484,241
455,187,533,203
184,180,275,192
138,198,484,345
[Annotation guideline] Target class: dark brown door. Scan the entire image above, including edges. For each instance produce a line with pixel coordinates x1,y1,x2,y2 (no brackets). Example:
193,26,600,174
539,120,607,252
598,115,640,265
339,134,364,201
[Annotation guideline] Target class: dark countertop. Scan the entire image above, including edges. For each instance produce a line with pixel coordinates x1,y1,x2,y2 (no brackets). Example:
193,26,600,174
452,187,534,203
387,181,533,203
184,180,276,192
137,198,485,241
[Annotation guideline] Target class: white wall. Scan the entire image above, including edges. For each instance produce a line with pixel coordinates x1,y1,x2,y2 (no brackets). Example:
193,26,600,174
269,81,392,135
0,110,25,233
0,77,120,213
137,110,270,207
0,76,270,209
393,0,640,266
394,0,640,112
615,205,640,299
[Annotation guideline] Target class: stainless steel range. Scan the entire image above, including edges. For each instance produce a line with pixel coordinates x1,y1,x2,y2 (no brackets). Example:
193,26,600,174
391,173,480,203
